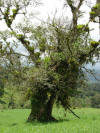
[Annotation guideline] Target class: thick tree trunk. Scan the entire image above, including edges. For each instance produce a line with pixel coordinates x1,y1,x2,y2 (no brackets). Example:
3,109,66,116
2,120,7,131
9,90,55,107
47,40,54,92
27,94,56,122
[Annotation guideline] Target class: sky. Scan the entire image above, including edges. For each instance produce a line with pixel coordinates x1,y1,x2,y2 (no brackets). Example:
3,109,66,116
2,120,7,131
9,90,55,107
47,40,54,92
32,0,100,41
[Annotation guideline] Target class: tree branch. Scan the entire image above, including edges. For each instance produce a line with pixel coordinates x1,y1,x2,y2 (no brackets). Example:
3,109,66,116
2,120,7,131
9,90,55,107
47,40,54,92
67,105,80,119
78,0,84,9
83,67,100,81
66,0,84,29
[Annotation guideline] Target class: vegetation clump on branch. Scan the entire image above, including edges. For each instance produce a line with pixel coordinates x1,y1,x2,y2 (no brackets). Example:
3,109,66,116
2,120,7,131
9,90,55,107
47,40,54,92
90,2,100,21
90,41,100,48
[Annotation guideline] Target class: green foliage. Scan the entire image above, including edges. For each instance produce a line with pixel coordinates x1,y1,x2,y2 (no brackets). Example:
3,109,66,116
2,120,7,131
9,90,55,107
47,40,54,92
3,7,12,27
12,9,17,14
28,46,34,52
0,67,5,100
90,3,100,20
51,52,66,63
0,63,31,109
39,44,46,52
93,3,100,9
90,11,96,15
90,11,96,20
17,34,24,40
3,5,19,28
77,25,89,32
44,56,51,64
77,24,84,29
90,41,99,47
91,93,100,108
24,40,30,44
70,82,100,108
34,52,40,60
0,80,4,97
68,57,78,65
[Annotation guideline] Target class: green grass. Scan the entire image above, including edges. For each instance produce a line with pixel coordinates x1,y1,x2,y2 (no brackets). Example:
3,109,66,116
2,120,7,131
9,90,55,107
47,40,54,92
0,108,100,133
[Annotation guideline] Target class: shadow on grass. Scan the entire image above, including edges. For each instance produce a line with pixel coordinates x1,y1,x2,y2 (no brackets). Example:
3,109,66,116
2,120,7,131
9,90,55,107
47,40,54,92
25,118,70,126
10,123,18,126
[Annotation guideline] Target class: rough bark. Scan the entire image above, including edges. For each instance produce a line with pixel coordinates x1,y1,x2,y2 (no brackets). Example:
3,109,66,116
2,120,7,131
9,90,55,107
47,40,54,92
27,94,56,122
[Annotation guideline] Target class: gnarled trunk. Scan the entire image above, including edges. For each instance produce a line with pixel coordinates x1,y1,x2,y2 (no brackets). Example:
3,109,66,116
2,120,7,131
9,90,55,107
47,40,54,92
27,94,56,122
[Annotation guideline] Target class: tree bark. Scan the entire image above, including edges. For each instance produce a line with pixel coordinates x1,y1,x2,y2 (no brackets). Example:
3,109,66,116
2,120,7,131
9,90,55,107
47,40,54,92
27,94,56,122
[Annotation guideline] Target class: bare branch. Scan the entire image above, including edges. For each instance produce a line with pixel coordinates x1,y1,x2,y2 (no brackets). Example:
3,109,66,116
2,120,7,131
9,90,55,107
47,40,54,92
66,0,85,29
83,67,100,81
78,0,84,9
67,105,80,119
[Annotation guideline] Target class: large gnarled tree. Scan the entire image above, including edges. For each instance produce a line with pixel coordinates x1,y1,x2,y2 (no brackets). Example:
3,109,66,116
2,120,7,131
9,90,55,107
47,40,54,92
0,0,100,121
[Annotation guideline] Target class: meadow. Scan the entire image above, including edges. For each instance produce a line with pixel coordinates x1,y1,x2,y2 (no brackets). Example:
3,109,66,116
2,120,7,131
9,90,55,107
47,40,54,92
0,108,100,133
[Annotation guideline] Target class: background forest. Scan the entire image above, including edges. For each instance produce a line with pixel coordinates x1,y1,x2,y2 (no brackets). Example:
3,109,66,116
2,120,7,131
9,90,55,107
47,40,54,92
0,65,100,109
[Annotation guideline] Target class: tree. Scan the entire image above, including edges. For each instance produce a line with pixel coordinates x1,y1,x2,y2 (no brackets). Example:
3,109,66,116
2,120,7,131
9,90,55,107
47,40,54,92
0,69,4,97
0,0,100,121
91,93,100,108
0,65,6,104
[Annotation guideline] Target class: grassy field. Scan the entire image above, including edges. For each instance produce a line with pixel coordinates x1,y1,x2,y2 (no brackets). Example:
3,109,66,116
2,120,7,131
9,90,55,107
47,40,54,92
0,108,100,133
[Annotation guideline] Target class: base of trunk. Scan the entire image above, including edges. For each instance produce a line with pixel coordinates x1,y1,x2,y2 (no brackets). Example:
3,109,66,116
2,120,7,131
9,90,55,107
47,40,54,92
27,112,57,122
27,94,56,122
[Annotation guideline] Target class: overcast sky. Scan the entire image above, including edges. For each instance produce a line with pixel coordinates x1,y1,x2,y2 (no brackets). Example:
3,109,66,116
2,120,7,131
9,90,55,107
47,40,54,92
31,0,99,41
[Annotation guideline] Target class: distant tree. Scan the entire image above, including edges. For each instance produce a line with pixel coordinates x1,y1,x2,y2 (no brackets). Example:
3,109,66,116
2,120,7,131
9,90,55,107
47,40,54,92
0,78,4,97
0,0,100,121
91,93,100,108
0,66,5,104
